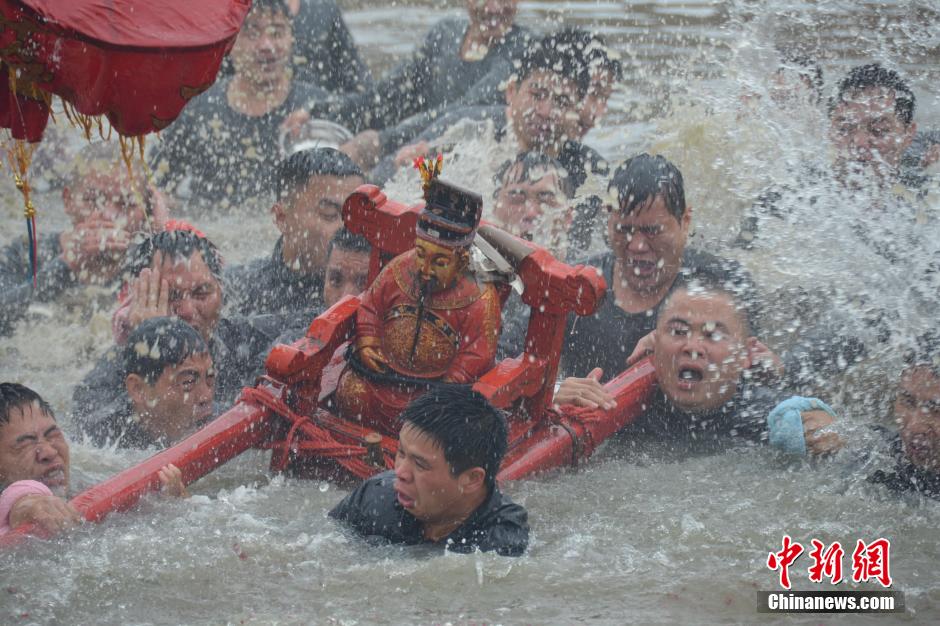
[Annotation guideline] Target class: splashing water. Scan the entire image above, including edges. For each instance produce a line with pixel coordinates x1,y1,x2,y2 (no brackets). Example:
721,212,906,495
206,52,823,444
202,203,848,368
1,1,939,623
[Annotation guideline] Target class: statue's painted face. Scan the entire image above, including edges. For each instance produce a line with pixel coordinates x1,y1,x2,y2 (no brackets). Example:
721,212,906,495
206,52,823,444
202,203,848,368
414,238,467,293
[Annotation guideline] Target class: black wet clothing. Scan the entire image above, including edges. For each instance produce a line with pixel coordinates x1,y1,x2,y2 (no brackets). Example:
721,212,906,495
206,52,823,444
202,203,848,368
224,237,325,317
867,431,940,500
560,248,750,380
900,129,940,192
150,78,328,208
78,398,217,449
734,169,926,261
614,386,780,456
329,470,529,556
80,399,155,449
0,233,76,336
72,315,281,439
314,18,530,135
291,0,372,93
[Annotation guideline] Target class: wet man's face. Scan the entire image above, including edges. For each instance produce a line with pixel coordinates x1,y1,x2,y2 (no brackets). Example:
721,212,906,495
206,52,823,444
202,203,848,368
894,366,940,471
275,175,364,274
571,70,615,140
158,253,223,342
127,352,215,444
768,68,818,107
0,403,70,498
323,247,370,307
63,166,149,230
829,87,916,184
230,8,294,84
652,289,754,413
393,423,476,524
414,238,466,293
607,195,691,296
493,162,569,241
506,70,581,153
466,0,518,38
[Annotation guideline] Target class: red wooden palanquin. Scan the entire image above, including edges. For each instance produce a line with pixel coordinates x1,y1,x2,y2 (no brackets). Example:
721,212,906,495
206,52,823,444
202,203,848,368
1,185,656,547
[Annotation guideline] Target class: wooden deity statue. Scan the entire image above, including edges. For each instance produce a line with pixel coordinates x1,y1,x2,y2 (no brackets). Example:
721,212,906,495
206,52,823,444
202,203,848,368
334,179,502,435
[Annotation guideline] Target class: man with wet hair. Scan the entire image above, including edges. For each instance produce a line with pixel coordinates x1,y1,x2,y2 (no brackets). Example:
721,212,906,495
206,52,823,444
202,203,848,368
828,63,919,188
767,46,824,106
322,227,372,308
225,148,365,316
491,152,577,360
73,230,280,433
79,318,216,449
734,64,930,391
559,153,763,380
866,332,940,498
264,227,373,347
0,142,167,336
555,275,840,457
0,382,186,536
290,0,531,169
548,27,623,143
491,151,575,250
329,386,528,556
379,33,609,193
0,383,79,535
738,63,925,249
151,0,329,209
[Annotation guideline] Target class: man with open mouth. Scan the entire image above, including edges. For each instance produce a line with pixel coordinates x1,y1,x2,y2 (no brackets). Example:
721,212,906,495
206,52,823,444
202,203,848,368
329,386,528,556
0,383,189,537
555,272,839,457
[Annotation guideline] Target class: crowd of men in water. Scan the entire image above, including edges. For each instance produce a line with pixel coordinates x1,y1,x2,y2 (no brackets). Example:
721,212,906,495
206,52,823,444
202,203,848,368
2,0,940,556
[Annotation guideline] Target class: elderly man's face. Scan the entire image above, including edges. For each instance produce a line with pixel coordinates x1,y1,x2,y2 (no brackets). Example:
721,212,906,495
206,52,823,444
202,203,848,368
829,87,916,184
0,403,70,498
157,252,223,342
63,166,150,230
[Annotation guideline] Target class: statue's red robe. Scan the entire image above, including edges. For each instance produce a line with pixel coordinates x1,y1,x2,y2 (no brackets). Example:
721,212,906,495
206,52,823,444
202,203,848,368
334,249,501,435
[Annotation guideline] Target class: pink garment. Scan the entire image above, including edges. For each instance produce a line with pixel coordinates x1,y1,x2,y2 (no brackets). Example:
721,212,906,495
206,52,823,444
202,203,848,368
0,480,53,536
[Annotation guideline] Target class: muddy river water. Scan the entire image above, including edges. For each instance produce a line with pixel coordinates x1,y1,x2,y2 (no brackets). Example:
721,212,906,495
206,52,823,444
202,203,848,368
1,1,939,623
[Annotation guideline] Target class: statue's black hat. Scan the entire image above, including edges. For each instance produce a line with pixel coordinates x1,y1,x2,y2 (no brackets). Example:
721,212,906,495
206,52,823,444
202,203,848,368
416,178,483,248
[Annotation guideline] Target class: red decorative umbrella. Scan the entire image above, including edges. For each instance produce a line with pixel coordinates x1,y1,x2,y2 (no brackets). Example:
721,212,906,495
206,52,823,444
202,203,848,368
0,0,250,281
0,0,250,140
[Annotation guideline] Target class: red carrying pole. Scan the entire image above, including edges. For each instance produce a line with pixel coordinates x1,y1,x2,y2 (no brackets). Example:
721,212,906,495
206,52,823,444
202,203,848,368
0,392,275,548
498,358,656,481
